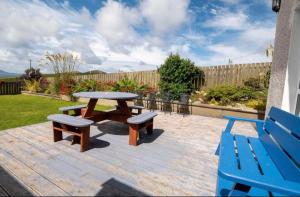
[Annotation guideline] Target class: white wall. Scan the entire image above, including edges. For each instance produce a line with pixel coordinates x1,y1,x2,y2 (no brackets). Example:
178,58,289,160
282,6,300,114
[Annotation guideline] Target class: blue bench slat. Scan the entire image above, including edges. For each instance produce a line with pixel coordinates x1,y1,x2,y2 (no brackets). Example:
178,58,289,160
259,133,300,183
235,135,261,177
59,105,87,111
219,134,300,195
47,114,93,127
218,133,239,174
268,107,300,137
248,137,283,179
265,118,300,165
127,112,157,124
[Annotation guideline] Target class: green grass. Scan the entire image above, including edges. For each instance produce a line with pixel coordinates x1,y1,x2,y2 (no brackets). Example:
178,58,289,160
0,95,112,131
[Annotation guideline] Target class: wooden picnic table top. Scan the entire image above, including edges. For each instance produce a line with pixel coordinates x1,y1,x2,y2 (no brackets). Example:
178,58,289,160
73,91,138,100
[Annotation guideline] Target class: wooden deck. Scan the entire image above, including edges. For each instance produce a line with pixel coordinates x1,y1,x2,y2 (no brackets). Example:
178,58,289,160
0,112,257,196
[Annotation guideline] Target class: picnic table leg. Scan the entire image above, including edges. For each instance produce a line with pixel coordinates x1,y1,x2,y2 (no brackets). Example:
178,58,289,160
146,120,153,135
82,98,98,118
129,125,139,146
117,100,131,115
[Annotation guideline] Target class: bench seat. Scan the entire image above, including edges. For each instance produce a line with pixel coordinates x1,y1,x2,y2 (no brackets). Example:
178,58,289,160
218,132,300,196
128,105,145,110
47,114,93,152
115,105,145,115
127,112,157,146
216,107,300,196
127,112,157,124
48,114,93,127
59,104,87,115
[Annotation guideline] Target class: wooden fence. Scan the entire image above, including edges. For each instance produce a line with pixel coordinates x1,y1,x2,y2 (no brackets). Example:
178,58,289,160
46,62,271,90
201,62,271,88
0,82,22,95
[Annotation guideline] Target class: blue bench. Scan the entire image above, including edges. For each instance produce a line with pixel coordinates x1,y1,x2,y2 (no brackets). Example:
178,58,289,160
217,107,300,196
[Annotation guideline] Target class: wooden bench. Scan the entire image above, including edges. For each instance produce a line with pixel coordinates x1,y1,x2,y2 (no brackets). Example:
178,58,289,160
217,107,300,196
59,105,87,116
47,114,94,152
128,105,145,115
127,112,157,146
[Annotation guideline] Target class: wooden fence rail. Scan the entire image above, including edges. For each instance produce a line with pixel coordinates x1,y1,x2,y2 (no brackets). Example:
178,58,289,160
46,62,271,90
0,82,22,95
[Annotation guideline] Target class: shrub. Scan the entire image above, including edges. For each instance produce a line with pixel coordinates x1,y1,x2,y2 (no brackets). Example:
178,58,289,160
96,81,116,91
21,67,42,81
59,79,76,95
24,79,42,93
264,69,271,88
112,76,148,93
246,99,267,111
243,78,262,90
39,77,50,92
205,86,256,105
158,54,204,99
41,52,79,95
72,79,97,93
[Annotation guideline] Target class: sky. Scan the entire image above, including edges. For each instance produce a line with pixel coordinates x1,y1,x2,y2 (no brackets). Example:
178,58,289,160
0,0,276,73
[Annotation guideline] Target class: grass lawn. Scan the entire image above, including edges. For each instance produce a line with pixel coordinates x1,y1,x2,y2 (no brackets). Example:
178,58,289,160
0,94,112,131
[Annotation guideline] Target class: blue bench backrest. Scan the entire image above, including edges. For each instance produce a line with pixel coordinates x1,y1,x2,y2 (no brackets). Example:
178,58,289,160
260,107,300,182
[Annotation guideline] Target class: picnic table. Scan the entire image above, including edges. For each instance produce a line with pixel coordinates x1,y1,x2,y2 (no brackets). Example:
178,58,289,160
73,91,138,123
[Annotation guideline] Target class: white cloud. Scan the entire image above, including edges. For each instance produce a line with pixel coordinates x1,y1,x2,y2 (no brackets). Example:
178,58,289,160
140,0,190,35
0,0,275,73
220,0,240,4
204,9,248,30
95,0,141,51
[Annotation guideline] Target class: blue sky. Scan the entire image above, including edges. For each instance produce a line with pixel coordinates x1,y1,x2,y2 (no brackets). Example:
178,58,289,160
0,0,276,73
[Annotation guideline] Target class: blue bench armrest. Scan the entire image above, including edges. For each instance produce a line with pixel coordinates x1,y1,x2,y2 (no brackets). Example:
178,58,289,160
223,116,264,136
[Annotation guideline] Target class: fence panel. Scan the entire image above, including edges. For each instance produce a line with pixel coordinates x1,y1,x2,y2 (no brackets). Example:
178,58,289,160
0,82,22,95
45,62,271,90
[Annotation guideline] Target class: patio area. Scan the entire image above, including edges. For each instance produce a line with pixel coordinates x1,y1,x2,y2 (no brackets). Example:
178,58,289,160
0,112,256,196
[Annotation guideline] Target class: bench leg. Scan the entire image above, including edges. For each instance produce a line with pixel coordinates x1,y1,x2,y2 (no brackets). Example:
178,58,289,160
53,129,63,142
146,119,153,135
129,125,139,146
53,122,63,142
80,127,90,152
72,135,81,145
137,108,142,114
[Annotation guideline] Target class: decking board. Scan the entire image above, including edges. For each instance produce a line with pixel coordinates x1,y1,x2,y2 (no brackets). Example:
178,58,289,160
0,112,257,196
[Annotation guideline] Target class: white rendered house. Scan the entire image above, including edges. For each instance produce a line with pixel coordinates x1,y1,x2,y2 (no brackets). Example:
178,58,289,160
267,0,300,116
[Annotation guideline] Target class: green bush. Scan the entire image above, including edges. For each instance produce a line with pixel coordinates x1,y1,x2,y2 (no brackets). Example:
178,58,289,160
72,79,97,93
205,86,256,105
243,78,262,90
158,54,204,99
112,76,149,93
24,79,42,93
246,99,267,111
264,69,271,88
